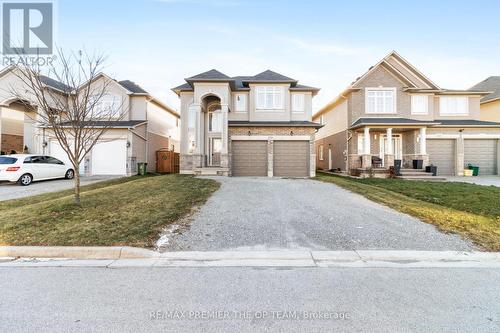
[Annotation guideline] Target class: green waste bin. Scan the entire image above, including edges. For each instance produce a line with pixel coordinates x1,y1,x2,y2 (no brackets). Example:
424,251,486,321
468,164,479,176
138,163,148,176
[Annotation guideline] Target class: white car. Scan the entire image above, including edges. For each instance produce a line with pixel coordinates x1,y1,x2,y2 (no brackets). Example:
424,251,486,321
0,154,75,186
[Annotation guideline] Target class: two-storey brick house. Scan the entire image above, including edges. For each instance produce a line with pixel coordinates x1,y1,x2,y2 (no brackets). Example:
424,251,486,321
173,70,321,177
313,51,500,177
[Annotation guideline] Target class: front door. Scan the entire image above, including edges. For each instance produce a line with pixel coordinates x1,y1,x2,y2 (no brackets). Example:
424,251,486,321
208,138,222,166
380,134,402,165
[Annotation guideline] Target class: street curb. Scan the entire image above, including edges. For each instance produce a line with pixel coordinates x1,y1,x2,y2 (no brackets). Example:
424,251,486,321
0,247,500,265
0,246,159,260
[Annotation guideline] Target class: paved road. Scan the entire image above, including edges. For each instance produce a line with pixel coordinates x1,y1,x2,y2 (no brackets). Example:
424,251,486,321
0,266,498,332
0,175,121,201
164,177,474,251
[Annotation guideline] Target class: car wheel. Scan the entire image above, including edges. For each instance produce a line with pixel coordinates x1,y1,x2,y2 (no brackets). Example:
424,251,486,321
65,169,75,179
19,173,33,186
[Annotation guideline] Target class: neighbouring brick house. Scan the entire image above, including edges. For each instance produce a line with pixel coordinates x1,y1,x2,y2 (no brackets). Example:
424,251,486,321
313,51,500,177
172,70,321,177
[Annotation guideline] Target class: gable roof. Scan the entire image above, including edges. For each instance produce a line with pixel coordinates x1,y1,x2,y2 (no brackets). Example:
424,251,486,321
350,51,439,90
118,80,148,95
244,70,297,83
469,76,500,103
39,75,74,93
314,51,491,118
173,70,318,95
186,69,232,81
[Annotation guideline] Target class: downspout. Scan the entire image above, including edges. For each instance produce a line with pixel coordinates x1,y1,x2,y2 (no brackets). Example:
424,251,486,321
346,130,353,172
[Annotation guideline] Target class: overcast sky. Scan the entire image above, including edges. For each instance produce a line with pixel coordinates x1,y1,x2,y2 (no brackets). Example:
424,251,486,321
57,0,500,112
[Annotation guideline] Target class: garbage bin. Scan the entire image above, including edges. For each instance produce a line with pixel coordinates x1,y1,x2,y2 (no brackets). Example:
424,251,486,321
413,159,423,169
468,164,479,176
138,162,148,176
426,165,437,176
394,159,402,176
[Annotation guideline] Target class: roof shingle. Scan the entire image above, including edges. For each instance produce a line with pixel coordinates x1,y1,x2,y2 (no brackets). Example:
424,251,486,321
469,76,500,103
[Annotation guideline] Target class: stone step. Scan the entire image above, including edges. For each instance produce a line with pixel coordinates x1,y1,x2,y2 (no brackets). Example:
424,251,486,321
395,175,447,181
399,170,434,176
193,167,229,176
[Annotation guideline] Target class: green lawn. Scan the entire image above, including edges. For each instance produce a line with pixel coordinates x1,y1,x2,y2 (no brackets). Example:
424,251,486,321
0,174,220,248
315,172,500,251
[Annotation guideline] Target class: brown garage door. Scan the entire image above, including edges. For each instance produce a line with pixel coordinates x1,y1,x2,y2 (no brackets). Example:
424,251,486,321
231,140,267,176
427,139,455,176
273,141,309,177
464,139,498,175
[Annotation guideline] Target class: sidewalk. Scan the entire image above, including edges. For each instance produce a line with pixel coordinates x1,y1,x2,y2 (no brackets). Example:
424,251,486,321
1,246,499,268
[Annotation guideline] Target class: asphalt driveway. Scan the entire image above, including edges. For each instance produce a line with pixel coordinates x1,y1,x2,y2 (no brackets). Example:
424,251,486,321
0,175,121,201
164,177,475,251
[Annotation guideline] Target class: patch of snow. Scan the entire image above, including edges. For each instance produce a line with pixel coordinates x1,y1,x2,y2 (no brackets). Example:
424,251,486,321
156,224,180,249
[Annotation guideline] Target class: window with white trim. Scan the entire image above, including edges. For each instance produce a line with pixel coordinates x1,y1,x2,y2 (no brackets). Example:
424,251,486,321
93,94,121,118
411,95,428,115
256,86,284,110
366,88,395,114
439,96,469,116
319,145,324,160
208,111,222,132
292,93,305,112
235,94,247,112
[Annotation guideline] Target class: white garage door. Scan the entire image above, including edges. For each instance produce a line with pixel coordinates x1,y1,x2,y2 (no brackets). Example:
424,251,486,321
427,139,455,176
91,140,127,175
464,139,498,175
49,141,84,175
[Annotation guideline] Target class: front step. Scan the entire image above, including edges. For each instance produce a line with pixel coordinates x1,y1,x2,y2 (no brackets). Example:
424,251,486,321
193,167,229,176
395,175,447,181
399,170,434,177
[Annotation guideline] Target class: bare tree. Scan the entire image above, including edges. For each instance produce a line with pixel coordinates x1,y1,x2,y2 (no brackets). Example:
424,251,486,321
7,49,127,204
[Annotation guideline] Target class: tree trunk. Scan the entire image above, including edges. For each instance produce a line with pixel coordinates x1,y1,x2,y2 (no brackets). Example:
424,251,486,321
74,166,81,205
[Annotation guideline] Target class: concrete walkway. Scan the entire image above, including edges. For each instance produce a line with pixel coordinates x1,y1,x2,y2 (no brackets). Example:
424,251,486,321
447,175,500,187
163,177,475,252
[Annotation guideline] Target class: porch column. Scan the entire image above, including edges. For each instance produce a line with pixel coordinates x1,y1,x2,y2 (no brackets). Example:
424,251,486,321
419,127,427,155
361,127,371,168
384,128,395,167
191,104,203,168
220,104,229,168
419,127,429,168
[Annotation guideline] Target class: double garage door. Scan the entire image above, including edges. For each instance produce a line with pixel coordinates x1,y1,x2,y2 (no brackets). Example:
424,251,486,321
427,139,498,176
231,140,309,177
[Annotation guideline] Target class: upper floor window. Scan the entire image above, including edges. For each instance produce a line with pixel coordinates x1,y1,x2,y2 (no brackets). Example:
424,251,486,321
366,88,396,114
235,94,247,112
93,94,121,118
411,95,428,115
208,111,222,132
439,96,468,116
256,86,283,110
292,94,305,112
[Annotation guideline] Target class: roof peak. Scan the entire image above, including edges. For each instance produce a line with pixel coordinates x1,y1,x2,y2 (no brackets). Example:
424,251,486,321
186,69,232,81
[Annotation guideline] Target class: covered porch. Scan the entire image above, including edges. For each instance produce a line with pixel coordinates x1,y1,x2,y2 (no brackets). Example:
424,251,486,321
348,119,441,178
